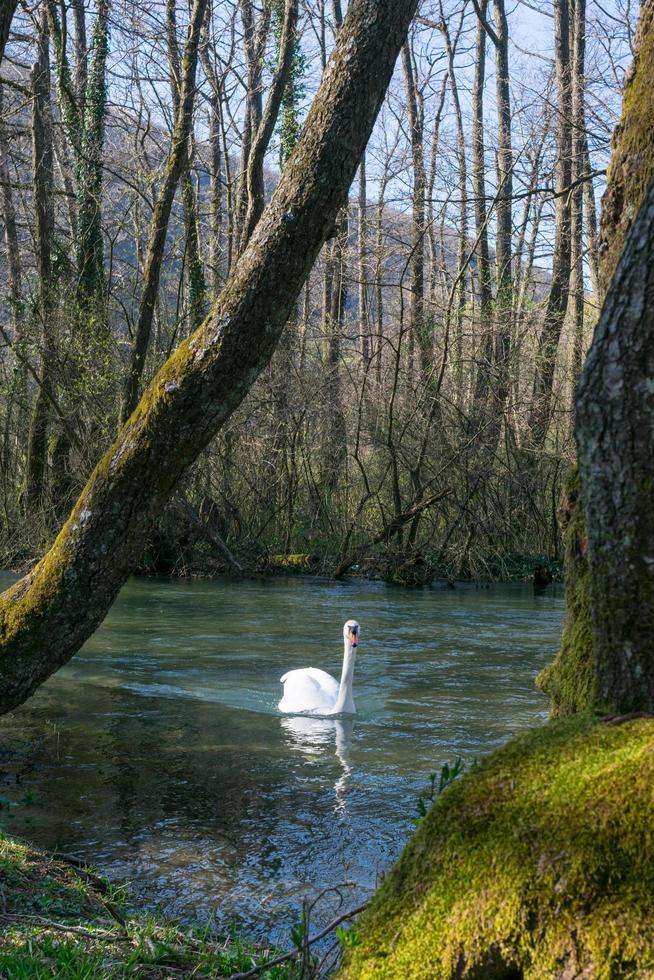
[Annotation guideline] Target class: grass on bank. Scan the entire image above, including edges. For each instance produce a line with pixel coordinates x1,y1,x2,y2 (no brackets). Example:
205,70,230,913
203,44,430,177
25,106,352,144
0,833,295,979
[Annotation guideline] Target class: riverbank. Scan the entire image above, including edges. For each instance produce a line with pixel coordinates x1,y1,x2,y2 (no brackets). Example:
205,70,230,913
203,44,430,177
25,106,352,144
134,527,564,585
0,833,294,978
1,549,563,588
339,712,654,979
2,509,563,588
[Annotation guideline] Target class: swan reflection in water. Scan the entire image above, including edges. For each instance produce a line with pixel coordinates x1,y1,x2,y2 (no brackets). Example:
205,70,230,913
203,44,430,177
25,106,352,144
280,716,354,815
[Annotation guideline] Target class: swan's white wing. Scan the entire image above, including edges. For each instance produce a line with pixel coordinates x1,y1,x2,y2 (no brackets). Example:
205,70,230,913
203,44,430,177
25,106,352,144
278,667,339,714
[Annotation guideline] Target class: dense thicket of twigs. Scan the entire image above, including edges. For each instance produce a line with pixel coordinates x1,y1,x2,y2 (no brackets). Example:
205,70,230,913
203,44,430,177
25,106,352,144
0,0,633,581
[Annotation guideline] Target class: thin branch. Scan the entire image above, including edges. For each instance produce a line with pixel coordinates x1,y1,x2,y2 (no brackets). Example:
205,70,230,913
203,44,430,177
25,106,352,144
225,901,369,980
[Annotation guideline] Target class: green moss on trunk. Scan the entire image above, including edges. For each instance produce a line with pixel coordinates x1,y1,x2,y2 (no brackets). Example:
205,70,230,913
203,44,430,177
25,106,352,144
541,0,654,720
536,468,594,716
339,715,654,979
598,0,654,294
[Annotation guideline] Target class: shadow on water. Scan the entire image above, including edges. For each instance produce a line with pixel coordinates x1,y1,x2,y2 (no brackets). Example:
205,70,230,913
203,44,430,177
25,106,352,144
0,573,563,942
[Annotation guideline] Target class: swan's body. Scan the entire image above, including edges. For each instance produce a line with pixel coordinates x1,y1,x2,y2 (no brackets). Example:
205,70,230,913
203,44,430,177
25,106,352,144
278,620,360,716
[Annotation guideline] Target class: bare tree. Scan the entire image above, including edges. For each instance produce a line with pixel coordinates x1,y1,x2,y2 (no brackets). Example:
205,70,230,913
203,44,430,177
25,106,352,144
0,0,419,716
120,0,210,424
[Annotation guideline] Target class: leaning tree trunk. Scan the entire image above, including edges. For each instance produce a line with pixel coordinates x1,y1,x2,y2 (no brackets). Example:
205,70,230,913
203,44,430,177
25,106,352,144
537,0,654,716
0,0,419,716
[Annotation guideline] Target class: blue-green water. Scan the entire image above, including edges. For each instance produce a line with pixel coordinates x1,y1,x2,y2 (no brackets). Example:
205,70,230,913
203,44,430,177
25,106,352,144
0,574,563,941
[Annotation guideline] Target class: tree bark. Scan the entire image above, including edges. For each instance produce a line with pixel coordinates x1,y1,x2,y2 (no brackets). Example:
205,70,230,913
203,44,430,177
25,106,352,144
73,0,109,309
233,0,269,254
492,0,512,409
538,0,654,717
240,0,299,249
528,0,573,449
358,152,369,365
166,0,207,332
0,0,18,68
582,132,599,299
598,0,654,297
24,12,55,515
120,0,209,425
470,0,493,420
0,82,22,339
401,39,427,375
439,8,467,401
48,0,110,314
472,0,512,445
0,0,419,716
71,0,87,114
199,16,226,292
575,177,654,712
569,0,586,393
322,211,348,491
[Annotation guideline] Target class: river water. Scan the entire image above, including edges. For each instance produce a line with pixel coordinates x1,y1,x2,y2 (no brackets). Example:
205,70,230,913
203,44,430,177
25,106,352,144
0,574,563,942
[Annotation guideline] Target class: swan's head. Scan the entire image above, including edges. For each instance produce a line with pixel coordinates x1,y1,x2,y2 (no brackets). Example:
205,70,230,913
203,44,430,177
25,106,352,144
343,619,360,648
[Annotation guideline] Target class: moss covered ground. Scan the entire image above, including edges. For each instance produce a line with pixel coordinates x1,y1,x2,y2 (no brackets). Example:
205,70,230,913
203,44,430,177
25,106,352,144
338,713,654,979
0,833,293,979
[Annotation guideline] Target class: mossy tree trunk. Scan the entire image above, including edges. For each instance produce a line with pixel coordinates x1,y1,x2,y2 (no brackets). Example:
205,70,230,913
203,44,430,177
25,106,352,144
539,0,654,716
574,179,654,713
0,0,419,716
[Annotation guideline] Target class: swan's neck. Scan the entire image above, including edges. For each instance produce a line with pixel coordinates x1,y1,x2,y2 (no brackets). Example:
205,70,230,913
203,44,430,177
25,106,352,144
333,640,356,713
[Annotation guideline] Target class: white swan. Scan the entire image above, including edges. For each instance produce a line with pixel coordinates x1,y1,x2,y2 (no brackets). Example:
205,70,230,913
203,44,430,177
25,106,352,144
278,620,360,715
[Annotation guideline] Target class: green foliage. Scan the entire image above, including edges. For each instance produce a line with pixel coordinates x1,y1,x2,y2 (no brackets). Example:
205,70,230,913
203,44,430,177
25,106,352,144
413,758,464,826
0,833,295,978
75,0,110,305
290,917,305,950
336,926,361,949
267,0,307,168
48,0,110,307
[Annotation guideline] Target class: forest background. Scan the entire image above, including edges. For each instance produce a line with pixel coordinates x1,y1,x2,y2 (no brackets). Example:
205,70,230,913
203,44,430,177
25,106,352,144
0,0,635,583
